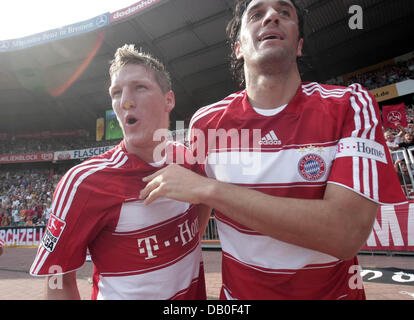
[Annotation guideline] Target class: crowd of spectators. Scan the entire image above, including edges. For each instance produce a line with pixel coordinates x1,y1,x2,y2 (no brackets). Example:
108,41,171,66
383,111,414,197
0,166,71,227
338,58,414,90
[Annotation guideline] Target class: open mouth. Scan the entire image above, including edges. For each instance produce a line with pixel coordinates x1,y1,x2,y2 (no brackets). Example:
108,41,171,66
262,35,281,40
259,31,284,42
126,116,138,125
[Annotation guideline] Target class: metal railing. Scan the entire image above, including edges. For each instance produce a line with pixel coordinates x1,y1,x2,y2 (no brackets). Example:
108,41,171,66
201,217,220,248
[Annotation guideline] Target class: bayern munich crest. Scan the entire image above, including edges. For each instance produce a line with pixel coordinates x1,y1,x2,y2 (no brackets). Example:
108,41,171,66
298,153,326,181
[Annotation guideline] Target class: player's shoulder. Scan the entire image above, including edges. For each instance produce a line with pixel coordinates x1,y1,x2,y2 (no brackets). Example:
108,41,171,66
79,144,126,168
60,144,128,187
301,81,373,101
189,90,245,130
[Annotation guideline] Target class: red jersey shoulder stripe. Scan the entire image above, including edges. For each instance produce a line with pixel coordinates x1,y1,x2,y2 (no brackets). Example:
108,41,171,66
188,91,244,133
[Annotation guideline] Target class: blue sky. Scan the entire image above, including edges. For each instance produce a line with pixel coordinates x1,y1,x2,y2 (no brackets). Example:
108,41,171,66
0,0,139,40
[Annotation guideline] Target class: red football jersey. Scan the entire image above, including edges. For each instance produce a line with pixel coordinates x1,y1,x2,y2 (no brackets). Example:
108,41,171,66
30,141,206,300
189,82,407,300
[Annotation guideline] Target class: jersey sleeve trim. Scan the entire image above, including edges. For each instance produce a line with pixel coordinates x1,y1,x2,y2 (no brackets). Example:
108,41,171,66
30,264,85,277
327,181,408,206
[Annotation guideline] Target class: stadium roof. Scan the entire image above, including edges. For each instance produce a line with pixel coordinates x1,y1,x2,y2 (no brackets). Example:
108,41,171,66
0,0,413,134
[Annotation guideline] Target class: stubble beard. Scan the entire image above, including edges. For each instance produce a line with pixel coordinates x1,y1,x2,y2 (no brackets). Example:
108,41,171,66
245,46,298,80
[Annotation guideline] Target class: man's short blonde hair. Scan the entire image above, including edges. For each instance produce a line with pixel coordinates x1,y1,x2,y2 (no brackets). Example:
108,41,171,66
109,44,171,93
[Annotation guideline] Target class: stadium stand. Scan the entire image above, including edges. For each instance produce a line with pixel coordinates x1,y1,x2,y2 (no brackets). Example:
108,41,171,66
340,58,414,90
0,136,118,155
0,163,75,227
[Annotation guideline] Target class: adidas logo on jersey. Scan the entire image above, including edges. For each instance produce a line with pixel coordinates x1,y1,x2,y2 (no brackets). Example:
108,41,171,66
259,130,282,145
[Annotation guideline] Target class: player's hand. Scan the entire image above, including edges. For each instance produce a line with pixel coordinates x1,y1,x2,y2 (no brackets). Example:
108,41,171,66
140,163,208,205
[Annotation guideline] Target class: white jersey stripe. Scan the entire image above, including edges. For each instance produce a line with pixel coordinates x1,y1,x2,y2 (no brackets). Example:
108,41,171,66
190,93,242,120
189,93,243,134
61,153,128,220
356,83,378,140
362,158,370,197
193,92,243,115
349,95,362,138
302,82,347,90
350,84,371,139
205,147,337,185
302,82,349,94
371,159,379,201
54,147,124,215
53,147,124,215
302,83,350,98
216,218,338,270
302,86,349,96
54,149,126,219
303,89,348,98
30,246,46,275
189,106,227,133
353,157,361,193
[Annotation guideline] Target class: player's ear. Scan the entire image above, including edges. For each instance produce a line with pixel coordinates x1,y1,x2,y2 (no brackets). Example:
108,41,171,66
235,41,244,60
297,38,304,58
164,90,175,112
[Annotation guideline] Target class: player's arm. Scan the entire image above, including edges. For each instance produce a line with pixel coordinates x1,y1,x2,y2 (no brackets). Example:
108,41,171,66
45,271,81,300
197,204,212,239
0,247,3,256
197,177,378,261
140,164,378,260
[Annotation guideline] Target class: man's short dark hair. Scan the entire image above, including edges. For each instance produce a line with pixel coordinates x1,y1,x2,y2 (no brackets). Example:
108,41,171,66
226,0,305,87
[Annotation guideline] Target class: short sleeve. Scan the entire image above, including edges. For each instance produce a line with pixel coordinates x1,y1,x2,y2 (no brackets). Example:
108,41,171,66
328,84,407,205
30,169,106,276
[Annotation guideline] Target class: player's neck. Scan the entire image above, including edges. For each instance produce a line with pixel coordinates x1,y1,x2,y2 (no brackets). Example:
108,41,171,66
124,140,167,164
245,66,301,110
